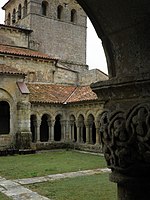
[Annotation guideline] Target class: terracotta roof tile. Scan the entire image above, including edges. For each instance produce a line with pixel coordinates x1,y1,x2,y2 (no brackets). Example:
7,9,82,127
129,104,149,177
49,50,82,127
66,86,98,103
0,64,26,76
28,83,98,104
0,44,57,60
27,84,76,103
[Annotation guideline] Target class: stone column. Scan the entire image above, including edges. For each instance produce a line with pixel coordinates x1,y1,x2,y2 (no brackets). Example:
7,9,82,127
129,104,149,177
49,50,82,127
50,120,55,142
95,121,100,145
65,120,70,141
36,120,41,142
85,123,90,144
76,122,80,143
16,101,32,149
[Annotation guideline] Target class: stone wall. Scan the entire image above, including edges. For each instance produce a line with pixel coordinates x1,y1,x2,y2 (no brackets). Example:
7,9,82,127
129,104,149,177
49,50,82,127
0,25,30,48
79,69,108,85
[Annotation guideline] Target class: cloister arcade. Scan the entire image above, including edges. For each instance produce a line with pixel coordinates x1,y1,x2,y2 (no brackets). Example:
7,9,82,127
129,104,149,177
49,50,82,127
30,111,100,146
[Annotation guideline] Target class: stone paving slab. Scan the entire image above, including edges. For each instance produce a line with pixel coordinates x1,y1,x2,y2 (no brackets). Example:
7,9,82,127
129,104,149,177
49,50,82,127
0,168,110,200
0,177,50,200
14,168,110,185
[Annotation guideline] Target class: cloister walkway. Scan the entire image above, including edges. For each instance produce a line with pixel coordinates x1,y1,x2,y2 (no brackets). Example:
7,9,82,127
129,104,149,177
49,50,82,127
0,168,110,200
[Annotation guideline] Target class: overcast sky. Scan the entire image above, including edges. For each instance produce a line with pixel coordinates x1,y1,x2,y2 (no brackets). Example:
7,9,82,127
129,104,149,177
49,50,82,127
0,0,108,74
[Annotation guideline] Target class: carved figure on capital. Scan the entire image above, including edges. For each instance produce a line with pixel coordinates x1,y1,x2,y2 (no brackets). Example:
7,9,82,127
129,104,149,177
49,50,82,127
100,103,150,173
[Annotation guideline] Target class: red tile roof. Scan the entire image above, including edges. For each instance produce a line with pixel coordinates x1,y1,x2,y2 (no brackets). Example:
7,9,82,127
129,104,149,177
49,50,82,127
0,64,26,76
0,44,57,60
28,83,97,104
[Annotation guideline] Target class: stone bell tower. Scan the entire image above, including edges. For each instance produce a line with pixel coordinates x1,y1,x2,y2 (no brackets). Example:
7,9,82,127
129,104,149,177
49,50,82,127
3,0,87,68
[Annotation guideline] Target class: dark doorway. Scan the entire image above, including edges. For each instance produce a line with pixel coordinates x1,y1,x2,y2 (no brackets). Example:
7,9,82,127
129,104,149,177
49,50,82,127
0,101,10,134
54,115,61,141
74,123,77,142
40,114,49,142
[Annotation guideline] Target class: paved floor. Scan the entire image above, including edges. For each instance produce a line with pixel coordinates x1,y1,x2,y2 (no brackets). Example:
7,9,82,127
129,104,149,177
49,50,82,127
0,168,110,200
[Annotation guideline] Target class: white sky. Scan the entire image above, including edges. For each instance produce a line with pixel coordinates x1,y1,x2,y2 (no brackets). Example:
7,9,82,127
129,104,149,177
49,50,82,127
0,0,108,74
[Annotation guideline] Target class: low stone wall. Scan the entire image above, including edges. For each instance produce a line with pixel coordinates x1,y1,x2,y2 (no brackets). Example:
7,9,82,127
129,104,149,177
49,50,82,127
0,135,13,150
35,142,102,153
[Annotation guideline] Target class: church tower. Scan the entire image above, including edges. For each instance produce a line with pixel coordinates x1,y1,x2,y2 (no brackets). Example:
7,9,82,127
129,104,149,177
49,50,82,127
3,0,87,69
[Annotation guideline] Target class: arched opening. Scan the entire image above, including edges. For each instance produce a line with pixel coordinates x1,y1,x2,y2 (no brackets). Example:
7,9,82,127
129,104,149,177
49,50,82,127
57,5,63,20
70,115,77,142
12,9,16,24
78,114,85,143
40,114,49,142
30,115,37,142
71,9,77,23
74,123,77,142
7,13,11,25
18,4,22,20
0,101,10,134
24,0,27,17
87,114,96,144
42,1,48,16
54,115,61,141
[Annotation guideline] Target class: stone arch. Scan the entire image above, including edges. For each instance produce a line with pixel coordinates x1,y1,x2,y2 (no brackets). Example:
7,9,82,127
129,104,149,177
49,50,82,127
77,114,86,143
87,114,96,144
40,114,51,142
42,1,48,16
18,4,22,20
54,114,62,141
0,101,10,135
71,9,77,23
57,5,63,20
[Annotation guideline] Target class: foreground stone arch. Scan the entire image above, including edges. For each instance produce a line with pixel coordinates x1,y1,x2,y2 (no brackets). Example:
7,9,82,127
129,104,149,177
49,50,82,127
76,1,150,199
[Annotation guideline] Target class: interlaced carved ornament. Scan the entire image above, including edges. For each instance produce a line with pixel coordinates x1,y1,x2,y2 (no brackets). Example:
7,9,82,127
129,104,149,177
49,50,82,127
100,104,150,172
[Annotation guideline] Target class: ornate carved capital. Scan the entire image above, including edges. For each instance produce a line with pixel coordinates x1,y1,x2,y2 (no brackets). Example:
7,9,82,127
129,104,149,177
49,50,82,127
100,103,150,175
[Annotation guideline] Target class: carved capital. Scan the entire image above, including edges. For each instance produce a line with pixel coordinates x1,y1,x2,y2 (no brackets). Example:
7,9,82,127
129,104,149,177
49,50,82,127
100,103,150,175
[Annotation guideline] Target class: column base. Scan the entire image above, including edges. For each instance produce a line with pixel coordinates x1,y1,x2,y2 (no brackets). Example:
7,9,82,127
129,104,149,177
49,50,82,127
110,171,150,200
15,131,32,149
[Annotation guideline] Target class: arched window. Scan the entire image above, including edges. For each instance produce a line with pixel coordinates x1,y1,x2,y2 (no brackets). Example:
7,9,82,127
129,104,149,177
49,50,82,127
0,101,10,134
7,13,11,25
57,5,63,20
30,115,37,142
18,4,22,20
12,9,16,24
42,1,48,16
24,0,27,17
71,9,77,23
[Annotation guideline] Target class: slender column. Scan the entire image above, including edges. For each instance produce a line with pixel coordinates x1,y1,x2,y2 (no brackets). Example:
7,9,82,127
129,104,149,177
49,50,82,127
47,120,51,142
65,120,69,141
76,123,80,143
95,121,100,145
50,120,55,142
36,120,41,142
85,123,90,144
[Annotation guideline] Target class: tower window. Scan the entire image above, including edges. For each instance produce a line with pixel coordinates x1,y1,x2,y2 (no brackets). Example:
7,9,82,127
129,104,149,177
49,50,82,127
42,1,48,16
24,0,27,17
71,9,77,23
18,4,22,20
7,13,11,25
12,9,16,24
57,5,63,20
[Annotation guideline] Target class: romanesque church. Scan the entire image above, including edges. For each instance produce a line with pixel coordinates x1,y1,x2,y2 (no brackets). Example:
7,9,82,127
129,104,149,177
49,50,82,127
0,0,107,152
